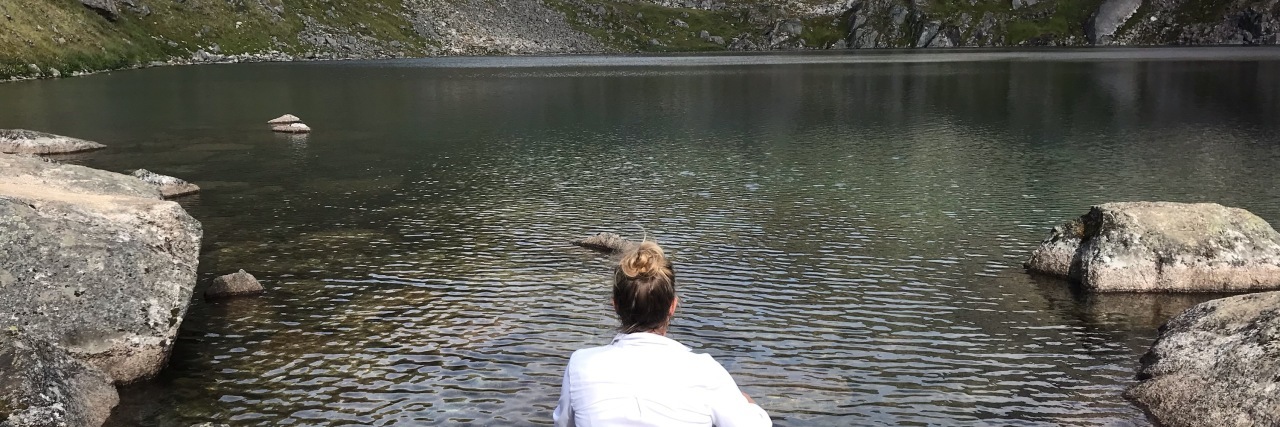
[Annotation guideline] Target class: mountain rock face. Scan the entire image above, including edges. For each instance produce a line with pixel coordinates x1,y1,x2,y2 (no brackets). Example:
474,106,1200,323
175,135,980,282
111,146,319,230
2,0,1278,80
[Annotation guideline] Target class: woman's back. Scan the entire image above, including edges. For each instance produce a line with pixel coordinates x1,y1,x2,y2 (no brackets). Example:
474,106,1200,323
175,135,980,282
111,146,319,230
557,333,766,426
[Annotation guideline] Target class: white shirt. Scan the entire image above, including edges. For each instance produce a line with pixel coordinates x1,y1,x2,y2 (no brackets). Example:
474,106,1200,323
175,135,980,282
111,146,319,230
554,333,772,427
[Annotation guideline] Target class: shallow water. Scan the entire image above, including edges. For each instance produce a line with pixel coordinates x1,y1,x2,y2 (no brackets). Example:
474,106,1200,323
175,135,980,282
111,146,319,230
3,48,1280,426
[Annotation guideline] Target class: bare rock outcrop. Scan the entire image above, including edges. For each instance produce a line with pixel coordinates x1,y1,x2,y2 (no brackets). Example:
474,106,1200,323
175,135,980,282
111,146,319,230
1087,0,1143,44
131,169,200,198
0,153,203,384
1125,291,1280,426
572,232,638,254
1025,202,1280,292
0,334,119,427
0,129,106,155
206,270,265,299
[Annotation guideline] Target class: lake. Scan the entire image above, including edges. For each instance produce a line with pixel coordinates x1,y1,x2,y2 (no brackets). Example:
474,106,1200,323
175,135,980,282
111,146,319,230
3,48,1280,426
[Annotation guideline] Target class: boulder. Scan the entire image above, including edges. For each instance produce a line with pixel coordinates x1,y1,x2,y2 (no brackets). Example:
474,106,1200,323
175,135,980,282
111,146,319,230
266,114,302,125
1087,0,1142,45
1125,291,1280,427
0,334,119,427
271,123,311,133
0,153,203,383
1025,202,1280,292
206,270,265,299
130,169,200,198
0,129,106,155
79,0,119,20
572,232,638,254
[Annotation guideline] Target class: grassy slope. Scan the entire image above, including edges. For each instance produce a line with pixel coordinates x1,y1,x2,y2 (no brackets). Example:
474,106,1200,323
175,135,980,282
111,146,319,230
0,0,1255,80
0,0,425,79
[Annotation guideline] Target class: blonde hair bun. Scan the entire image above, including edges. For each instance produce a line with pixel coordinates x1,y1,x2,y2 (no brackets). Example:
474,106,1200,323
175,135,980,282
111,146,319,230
620,241,668,278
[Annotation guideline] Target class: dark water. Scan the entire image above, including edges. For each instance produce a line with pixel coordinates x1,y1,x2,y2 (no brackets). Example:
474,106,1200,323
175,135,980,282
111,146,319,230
3,48,1280,426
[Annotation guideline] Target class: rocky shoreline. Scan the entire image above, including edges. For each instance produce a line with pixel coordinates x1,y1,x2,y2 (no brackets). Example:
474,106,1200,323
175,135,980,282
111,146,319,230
3,0,1277,83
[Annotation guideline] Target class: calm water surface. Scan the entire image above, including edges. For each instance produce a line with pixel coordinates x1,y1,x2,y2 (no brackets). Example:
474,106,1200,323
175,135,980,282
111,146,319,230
3,48,1280,426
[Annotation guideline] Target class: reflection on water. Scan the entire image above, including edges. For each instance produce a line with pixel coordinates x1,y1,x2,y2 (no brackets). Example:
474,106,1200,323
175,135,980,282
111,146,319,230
2,50,1279,426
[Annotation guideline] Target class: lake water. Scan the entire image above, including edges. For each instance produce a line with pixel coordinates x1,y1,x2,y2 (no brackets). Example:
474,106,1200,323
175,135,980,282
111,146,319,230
3,48,1280,426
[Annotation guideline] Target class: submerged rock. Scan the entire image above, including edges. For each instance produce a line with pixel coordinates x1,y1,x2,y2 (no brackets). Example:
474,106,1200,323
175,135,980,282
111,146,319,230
267,114,302,125
271,123,312,133
1025,202,1280,292
206,269,265,299
572,232,638,254
0,129,106,155
131,169,200,198
0,153,202,383
0,334,119,427
1126,291,1280,426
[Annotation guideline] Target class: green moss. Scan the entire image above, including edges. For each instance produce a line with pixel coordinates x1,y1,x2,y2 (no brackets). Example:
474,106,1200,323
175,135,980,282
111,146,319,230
799,15,848,49
547,0,747,52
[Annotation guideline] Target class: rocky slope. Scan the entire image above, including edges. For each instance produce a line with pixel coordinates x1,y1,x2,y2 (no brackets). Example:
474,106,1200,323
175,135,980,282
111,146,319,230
1,0,1278,78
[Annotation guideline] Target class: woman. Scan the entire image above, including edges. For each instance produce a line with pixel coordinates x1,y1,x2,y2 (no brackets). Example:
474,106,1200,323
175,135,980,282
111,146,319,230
554,241,771,427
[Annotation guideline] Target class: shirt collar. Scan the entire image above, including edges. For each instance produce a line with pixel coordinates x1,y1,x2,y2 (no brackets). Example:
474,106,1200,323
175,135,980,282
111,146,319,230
609,332,690,351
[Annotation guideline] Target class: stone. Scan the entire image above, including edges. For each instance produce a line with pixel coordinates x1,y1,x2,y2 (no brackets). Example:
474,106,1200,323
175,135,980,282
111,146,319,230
25,64,39,75
267,114,302,125
0,129,106,155
572,232,638,254
130,169,200,198
0,153,203,383
672,19,688,28
48,68,60,78
78,0,119,20
1087,0,1142,45
205,269,264,299
916,21,941,47
0,334,119,427
271,123,311,133
1011,0,1039,9
709,36,725,45
1025,202,1280,292
699,30,711,40
1125,291,1280,426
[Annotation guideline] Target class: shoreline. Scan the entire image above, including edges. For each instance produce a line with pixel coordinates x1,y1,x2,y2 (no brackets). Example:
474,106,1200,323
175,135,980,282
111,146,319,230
8,44,1280,84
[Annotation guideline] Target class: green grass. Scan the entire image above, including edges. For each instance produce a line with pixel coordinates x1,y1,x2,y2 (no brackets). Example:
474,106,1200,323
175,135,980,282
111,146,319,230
547,0,748,52
0,0,426,80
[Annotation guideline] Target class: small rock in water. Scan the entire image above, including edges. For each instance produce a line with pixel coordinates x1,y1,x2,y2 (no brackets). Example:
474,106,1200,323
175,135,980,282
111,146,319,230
130,169,200,198
267,114,302,124
572,232,638,254
271,123,311,133
206,269,264,299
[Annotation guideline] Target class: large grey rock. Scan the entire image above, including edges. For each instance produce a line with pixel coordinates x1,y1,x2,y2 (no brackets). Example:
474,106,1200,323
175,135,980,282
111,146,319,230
206,270,264,299
572,232,638,254
1126,291,1280,427
131,169,200,198
1025,202,1280,292
0,334,119,427
1087,0,1142,44
0,153,202,384
0,129,106,155
79,0,119,20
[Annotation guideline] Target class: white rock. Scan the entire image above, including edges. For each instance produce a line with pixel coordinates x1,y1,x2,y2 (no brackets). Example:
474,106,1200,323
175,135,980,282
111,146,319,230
267,114,302,125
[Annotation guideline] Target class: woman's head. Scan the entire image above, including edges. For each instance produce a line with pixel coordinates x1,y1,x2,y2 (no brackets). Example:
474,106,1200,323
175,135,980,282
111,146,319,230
613,241,677,334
